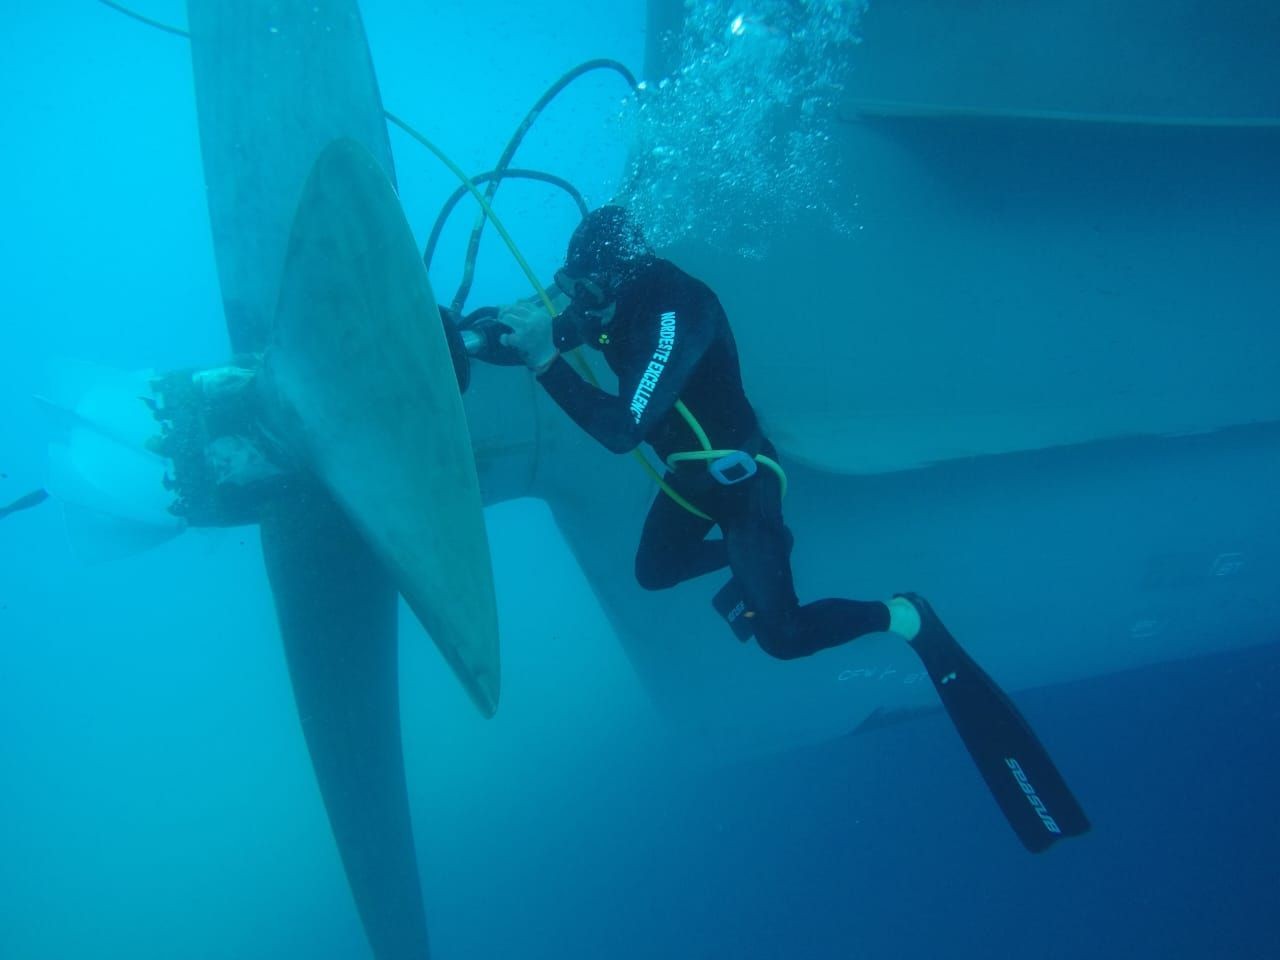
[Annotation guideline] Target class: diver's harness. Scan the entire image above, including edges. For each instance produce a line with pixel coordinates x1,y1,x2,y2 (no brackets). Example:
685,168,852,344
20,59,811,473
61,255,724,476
663,400,788,521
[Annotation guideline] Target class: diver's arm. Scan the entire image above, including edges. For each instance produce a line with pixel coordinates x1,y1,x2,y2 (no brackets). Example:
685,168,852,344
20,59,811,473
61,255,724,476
621,298,716,436
537,298,716,454
536,356,643,453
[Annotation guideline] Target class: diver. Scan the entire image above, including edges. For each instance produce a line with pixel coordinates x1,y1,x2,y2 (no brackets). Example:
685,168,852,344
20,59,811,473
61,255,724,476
491,204,919,659
483,205,1090,851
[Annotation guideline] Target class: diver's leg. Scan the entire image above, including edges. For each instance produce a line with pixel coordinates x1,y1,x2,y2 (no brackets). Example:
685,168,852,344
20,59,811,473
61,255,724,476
723,473,888,660
633,487,724,590
724,474,1089,847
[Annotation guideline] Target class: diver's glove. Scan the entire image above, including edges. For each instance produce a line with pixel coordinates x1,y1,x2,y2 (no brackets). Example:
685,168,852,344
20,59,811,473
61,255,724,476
498,300,559,375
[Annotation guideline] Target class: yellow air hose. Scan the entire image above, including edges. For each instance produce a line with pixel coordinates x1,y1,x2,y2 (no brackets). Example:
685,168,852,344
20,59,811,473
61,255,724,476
385,112,719,520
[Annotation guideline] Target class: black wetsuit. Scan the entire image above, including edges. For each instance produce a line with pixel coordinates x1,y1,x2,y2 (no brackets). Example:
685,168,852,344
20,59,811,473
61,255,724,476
537,258,889,660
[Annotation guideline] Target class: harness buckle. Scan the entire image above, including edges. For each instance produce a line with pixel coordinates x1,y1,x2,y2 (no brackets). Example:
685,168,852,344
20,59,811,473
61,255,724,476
708,450,758,486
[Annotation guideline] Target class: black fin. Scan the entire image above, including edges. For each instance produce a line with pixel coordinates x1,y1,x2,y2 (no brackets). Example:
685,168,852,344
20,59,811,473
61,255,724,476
713,578,756,642
900,593,1091,853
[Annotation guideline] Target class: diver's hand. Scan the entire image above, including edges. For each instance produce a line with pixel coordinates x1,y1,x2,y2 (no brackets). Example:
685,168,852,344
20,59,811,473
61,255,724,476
498,301,558,374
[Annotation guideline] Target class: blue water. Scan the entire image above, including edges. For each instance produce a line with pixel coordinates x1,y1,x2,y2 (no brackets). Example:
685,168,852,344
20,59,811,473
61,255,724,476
2,2,1278,958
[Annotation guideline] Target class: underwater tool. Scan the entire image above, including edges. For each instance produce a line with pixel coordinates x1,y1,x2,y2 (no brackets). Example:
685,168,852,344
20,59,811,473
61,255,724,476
716,582,1089,853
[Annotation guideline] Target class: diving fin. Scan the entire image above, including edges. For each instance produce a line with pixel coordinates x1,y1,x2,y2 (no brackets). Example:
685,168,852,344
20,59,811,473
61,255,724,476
899,593,1090,853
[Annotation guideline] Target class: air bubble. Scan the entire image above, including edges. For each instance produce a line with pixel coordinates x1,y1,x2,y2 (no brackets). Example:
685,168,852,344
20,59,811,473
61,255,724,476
618,1,867,257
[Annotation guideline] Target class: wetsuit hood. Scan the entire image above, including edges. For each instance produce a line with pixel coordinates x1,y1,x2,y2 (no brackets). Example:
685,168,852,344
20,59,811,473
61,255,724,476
564,205,654,296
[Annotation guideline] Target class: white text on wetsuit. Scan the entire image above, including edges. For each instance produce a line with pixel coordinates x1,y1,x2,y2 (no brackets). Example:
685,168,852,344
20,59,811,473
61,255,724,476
629,311,677,423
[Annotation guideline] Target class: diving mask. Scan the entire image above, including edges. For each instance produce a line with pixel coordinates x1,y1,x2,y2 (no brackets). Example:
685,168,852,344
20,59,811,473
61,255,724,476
554,267,610,312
